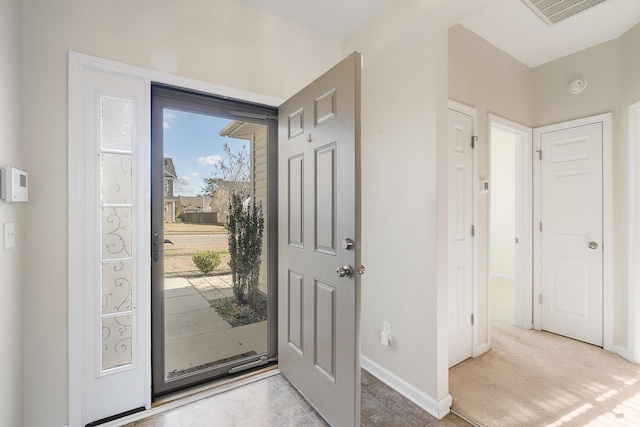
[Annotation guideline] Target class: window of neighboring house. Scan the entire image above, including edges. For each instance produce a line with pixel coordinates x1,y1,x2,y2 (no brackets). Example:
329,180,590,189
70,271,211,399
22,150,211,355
164,179,169,196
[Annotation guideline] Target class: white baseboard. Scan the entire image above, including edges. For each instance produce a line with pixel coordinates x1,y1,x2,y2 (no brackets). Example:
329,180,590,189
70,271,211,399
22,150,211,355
613,344,636,364
361,355,452,419
473,342,490,358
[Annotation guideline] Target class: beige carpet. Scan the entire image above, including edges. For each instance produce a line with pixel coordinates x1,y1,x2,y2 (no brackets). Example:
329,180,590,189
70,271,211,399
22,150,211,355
450,278,640,427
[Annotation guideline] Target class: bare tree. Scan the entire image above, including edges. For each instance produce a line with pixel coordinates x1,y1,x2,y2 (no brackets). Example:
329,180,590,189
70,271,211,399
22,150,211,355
201,142,250,222
173,177,193,196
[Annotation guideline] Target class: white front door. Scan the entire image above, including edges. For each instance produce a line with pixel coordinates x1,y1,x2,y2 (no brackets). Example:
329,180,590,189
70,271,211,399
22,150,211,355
447,105,474,367
69,56,151,425
278,52,361,426
538,122,603,346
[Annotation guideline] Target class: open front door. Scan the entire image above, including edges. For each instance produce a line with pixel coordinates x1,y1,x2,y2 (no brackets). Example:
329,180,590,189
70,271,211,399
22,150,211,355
278,52,362,426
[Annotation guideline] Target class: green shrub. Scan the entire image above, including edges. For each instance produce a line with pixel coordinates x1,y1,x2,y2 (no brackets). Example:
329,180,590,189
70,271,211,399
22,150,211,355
227,194,264,309
192,250,221,274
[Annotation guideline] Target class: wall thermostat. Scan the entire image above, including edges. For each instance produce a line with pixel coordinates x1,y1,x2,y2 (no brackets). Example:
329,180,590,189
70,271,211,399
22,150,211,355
1,167,28,203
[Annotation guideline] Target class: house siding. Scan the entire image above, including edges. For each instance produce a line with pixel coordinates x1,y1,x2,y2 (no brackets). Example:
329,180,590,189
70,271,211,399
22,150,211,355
252,126,269,294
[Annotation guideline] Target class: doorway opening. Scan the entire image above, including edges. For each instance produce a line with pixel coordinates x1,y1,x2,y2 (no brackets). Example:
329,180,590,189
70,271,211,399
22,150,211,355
488,115,532,332
151,85,278,396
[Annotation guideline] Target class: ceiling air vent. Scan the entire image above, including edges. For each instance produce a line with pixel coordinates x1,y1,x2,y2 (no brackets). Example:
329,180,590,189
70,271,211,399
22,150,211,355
521,0,609,26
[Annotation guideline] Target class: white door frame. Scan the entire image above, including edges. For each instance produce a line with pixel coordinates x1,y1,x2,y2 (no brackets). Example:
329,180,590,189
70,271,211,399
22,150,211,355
68,52,282,425
447,100,487,357
532,113,613,351
487,115,533,330
627,103,640,363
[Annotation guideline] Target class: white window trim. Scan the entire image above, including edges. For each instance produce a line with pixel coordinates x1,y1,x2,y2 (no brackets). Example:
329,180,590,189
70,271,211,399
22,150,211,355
627,102,640,363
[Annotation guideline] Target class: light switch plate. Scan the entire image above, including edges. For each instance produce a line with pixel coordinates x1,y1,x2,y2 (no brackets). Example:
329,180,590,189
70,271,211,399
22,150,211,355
4,222,16,249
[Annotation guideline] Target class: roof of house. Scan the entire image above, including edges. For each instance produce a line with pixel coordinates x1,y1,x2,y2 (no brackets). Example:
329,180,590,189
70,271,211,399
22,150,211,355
219,120,265,140
164,158,177,179
179,196,210,209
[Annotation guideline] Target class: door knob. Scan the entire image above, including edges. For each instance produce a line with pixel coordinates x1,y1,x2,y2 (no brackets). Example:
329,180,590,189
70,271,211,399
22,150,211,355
588,241,599,249
336,265,353,278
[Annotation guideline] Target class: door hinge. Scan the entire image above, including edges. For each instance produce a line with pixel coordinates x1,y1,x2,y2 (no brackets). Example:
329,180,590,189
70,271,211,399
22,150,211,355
515,237,519,244
471,313,475,325
537,149,542,160
539,294,542,304
471,135,478,149
539,222,543,232
471,225,475,237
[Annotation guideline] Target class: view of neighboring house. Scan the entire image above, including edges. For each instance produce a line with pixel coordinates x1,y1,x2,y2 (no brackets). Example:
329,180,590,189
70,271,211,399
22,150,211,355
178,195,219,224
208,179,250,223
164,158,179,223
179,195,213,214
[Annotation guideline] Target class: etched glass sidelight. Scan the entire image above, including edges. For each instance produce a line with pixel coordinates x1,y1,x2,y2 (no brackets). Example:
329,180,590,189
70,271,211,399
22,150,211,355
102,261,132,315
102,153,132,205
101,96,133,151
100,95,135,371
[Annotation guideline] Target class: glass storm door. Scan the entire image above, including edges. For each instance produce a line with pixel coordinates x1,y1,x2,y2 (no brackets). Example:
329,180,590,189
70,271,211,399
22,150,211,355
151,85,277,396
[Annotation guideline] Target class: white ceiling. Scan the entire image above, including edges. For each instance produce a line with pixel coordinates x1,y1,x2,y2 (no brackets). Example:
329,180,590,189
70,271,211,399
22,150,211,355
240,0,640,68
239,0,392,40
459,0,640,67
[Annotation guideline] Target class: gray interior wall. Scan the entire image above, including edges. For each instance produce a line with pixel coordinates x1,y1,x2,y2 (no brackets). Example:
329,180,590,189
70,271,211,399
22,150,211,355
0,0,24,426
448,24,534,348
450,21,640,355
343,0,451,407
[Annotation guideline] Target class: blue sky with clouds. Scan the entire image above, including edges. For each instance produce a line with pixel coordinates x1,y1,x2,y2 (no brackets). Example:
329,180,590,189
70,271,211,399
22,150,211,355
163,109,248,196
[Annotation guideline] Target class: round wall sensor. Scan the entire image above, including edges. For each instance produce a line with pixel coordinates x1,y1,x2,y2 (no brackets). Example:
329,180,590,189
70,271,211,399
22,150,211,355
568,78,587,94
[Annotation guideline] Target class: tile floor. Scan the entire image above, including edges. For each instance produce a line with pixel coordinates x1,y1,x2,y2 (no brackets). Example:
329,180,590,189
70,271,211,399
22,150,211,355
123,370,473,427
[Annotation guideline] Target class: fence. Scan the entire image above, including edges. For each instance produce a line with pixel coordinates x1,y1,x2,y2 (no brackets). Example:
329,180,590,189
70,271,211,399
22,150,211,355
180,212,219,224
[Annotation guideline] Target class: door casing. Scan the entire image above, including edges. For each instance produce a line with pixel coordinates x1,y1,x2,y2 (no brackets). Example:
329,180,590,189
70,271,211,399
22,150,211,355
68,52,282,425
628,102,640,363
488,115,533,330
533,113,613,351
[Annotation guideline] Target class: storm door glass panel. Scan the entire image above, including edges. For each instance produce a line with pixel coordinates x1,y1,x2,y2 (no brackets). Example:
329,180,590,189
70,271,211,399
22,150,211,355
151,85,275,396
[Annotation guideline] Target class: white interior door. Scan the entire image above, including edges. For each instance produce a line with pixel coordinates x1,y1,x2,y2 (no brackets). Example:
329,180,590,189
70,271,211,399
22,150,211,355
278,52,361,426
447,106,474,367
539,122,603,346
69,57,151,425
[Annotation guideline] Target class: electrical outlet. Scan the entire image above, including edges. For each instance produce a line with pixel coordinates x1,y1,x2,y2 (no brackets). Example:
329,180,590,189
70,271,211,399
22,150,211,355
382,321,392,344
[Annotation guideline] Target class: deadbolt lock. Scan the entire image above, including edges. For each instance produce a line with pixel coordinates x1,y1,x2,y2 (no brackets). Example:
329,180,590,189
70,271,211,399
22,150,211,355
342,238,354,250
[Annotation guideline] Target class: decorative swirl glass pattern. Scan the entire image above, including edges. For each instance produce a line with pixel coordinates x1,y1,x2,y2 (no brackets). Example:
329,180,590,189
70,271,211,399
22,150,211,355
102,153,132,205
101,96,133,151
102,261,132,315
102,314,133,371
102,207,132,260
100,94,135,371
